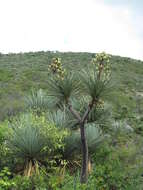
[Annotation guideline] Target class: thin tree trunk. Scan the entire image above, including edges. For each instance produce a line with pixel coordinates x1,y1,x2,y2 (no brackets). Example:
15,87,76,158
80,123,88,183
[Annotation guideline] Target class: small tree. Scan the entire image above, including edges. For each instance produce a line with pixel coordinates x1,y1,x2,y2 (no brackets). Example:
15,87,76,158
48,53,111,183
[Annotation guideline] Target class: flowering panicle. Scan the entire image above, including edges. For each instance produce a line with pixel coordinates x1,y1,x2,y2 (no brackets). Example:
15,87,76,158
92,52,111,82
48,58,66,80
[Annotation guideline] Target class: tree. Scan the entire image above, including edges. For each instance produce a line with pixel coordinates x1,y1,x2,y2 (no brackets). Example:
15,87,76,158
47,53,111,183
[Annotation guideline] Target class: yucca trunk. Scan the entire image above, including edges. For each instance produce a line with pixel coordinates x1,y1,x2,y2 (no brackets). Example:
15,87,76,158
88,156,92,174
80,123,88,183
24,159,39,177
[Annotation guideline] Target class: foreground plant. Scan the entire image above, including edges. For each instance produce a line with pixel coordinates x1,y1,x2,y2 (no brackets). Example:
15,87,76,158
7,113,66,177
7,114,45,176
48,52,111,183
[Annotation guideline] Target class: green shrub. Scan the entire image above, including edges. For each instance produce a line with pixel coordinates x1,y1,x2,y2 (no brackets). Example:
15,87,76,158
0,167,49,190
0,121,9,144
7,113,66,176
0,121,10,170
87,142,142,190
12,170,48,190
0,167,16,190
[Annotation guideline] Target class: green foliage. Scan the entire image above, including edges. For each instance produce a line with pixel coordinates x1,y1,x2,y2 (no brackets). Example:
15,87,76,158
48,53,112,183
87,142,142,190
48,72,81,104
70,97,113,127
0,121,9,169
0,122,7,145
86,124,106,151
0,51,143,120
0,51,143,188
131,115,143,135
63,124,105,159
46,109,73,129
25,89,49,114
0,167,15,190
0,167,49,190
80,67,109,100
88,102,113,130
8,114,46,158
79,52,111,100
0,69,14,82
7,113,66,176
7,114,46,176
11,175,32,190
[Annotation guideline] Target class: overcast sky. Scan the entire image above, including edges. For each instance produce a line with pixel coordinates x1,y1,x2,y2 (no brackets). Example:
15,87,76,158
0,0,142,60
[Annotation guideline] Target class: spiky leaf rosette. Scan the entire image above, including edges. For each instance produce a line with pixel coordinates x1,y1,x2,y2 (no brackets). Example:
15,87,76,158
8,114,46,159
63,124,105,158
80,68,109,100
7,113,66,176
25,89,59,112
46,109,74,129
85,123,105,152
47,72,81,104
80,52,111,100
7,114,46,176
25,89,49,112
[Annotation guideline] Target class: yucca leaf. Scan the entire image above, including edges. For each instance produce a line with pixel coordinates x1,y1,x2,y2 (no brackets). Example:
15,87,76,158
63,124,106,158
8,114,46,159
47,73,81,104
46,109,74,129
79,65,110,99
25,89,51,112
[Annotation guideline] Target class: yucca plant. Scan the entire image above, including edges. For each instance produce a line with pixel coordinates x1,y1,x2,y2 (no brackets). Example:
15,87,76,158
7,113,67,177
48,53,112,183
70,97,112,125
55,123,106,176
64,123,105,157
46,109,75,129
46,107,105,172
7,114,47,177
48,73,81,104
25,89,57,114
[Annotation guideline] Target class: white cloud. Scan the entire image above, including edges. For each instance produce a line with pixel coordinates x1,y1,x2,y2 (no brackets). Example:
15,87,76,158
0,0,142,60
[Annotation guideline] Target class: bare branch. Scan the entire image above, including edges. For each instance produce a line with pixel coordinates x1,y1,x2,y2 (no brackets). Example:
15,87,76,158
81,99,96,123
68,104,81,122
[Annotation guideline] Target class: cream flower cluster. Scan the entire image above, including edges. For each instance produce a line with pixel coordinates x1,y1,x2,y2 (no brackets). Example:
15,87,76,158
92,52,111,82
48,58,66,80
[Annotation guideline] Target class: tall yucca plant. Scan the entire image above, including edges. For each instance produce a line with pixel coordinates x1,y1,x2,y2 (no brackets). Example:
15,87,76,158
48,53,112,183
8,114,46,176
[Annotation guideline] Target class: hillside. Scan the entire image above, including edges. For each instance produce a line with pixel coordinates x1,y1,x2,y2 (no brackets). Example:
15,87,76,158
0,51,143,189
0,51,143,120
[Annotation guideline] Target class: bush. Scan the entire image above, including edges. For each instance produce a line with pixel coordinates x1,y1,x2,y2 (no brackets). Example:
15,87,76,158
0,167,49,190
87,142,142,190
0,121,9,170
6,113,67,176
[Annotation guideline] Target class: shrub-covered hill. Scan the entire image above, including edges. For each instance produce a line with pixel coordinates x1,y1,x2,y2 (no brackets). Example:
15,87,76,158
0,51,143,120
